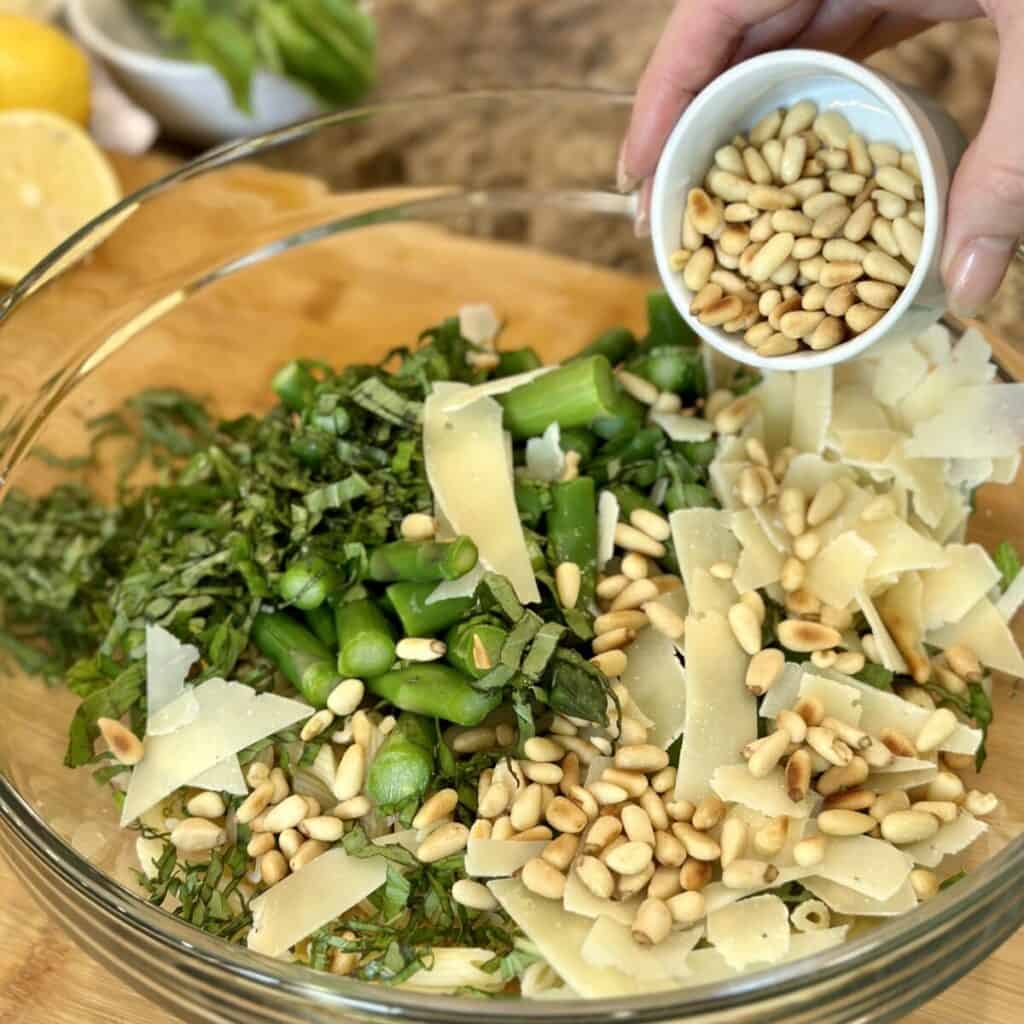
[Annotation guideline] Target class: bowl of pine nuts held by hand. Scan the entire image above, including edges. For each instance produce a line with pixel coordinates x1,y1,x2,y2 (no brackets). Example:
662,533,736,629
651,50,967,370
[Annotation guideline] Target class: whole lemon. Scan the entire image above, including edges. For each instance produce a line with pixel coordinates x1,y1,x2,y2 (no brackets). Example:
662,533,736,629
0,14,90,124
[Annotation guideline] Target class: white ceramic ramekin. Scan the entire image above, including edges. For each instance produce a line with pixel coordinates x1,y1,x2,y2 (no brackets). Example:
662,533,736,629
651,50,967,370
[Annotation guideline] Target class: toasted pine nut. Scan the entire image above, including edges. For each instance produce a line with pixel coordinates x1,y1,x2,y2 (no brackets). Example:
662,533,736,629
821,716,871,751
875,165,917,201
880,727,918,758
817,809,875,836
583,815,622,855
683,246,715,291
846,303,885,333
412,788,458,830
880,810,940,845
299,815,344,842
605,840,655,876
260,850,289,885
864,250,911,287
679,858,713,892
749,184,798,211
672,822,721,862
793,834,828,867
778,309,825,339
400,512,436,541
777,620,842,654
910,868,939,901
521,857,566,900
806,726,854,768
924,771,965,805
618,805,654,847
396,637,446,662
706,169,752,203
653,828,687,868
786,748,813,802
171,818,226,853
97,718,145,766
687,188,723,236
916,708,958,752
816,755,869,796
510,783,544,832
818,260,863,288
629,898,671,947
417,822,469,863
691,794,725,832
327,678,365,717
545,796,589,835
719,817,749,869
945,645,982,681
912,800,959,824
964,790,999,817
777,708,808,744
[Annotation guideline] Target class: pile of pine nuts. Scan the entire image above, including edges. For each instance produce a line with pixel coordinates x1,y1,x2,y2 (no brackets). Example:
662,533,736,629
671,101,925,357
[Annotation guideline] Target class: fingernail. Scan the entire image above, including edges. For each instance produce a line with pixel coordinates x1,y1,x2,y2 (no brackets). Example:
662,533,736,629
617,142,639,194
946,236,1015,317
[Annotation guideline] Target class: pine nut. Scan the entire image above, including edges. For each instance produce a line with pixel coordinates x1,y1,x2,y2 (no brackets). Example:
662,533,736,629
260,850,289,885
672,822,721,861
608,745,664,778
878,728,917,759
800,282,830,311
908,203,925,228
744,729,790,780
965,790,999,817
613,522,667,559
864,250,911,287
787,177,825,202
773,134,805,185
821,717,871,752
601,837,652,875
807,315,844,351
715,144,746,175
746,213,773,245
395,637,446,662
539,834,579,873
812,111,850,148
610,579,659,613
522,761,562,786
924,772,966,805
742,146,772,185
449,879,498,913
677,859,711,892
870,217,902,258
97,718,145,766
915,708,958,753
820,148,849,171
570,855,615,903
816,756,869,796
757,333,799,357
845,303,885,333
560,736,600,767
946,645,982,681
806,726,854,767
854,280,899,309
550,560,582,610
521,857,566,900
842,200,875,244
491,816,514,840
682,246,714,292
807,480,844,526
615,806,652,847
543,796,587,835
417,821,470,863
331,795,369,820
596,574,629,601
725,201,759,224
630,898,671,947
618,553,649,582
478,780,512,819
508,783,544,831
707,169,753,203
698,295,743,327
822,283,855,319
748,184,798,211
299,815,344,842
777,619,842,654
776,100,815,139
881,810,940,845
817,260,863,288
277,828,303,859
721,859,780,890
912,801,959,825
873,189,907,220
328,744,364,802
817,809,875,836
777,309,824,340
803,191,845,220
812,203,852,240
771,209,812,237
750,108,783,144
829,171,866,197
185,791,226,820
785,588,822,617
583,815,622,854
776,709,808,745
642,865,678,902
327,678,365,717
823,788,877,812
746,321,774,351
876,165,917,201
171,818,226,853
793,835,828,867
587,650,627,681
786,748,813,802
401,513,437,542
260,794,307,833
792,236,823,261
834,650,866,677
409,788,457,831
943,751,977,773
686,188,722,236
910,868,939,901
247,832,276,859
811,649,837,670
865,142,897,166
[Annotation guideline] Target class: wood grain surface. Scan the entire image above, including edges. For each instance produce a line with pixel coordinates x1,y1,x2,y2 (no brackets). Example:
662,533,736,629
1,154,1022,1024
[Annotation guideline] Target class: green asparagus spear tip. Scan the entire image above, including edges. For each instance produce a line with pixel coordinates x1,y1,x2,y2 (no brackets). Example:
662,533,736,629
278,554,341,610
251,612,341,707
365,712,434,809
385,581,473,637
365,663,501,726
335,599,397,678
367,536,479,583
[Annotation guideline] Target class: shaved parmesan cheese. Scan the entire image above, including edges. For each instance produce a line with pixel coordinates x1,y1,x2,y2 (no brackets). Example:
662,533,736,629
803,876,917,916
834,429,901,469
904,383,1024,459
525,422,565,482
816,835,913,901
709,457,745,510
831,387,890,434
121,678,312,826
677,927,848,987
465,838,548,878
618,627,686,749
919,544,1001,630
913,323,953,367
886,448,948,529
145,624,200,736
650,411,714,442
706,893,790,970
900,364,960,428
991,451,1021,485
597,490,619,569
563,869,640,925
950,328,996,383
188,757,247,796
424,383,539,603
426,562,486,605
798,673,863,725
374,830,422,854
248,848,385,956
437,368,553,413
996,569,1024,622
901,812,988,868
857,517,948,578
670,509,739,615
488,879,645,997
856,588,908,673
752,504,790,552
711,764,815,818
948,458,994,488
868,762,938,794
790,367,832,454
400,948,506,992
929,597,1024,677
933,491,969,544
873,343,928,408
805,532,877,609
782,453,851,496
702,866,813,914
675,611,756,803
732,509,785,593
752,373,793,452
458,303,501,346
581,916,701,982
758,662,805,719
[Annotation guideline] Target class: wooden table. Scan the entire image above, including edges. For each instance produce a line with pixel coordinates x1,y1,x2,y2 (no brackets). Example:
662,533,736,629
1,153,1022,1024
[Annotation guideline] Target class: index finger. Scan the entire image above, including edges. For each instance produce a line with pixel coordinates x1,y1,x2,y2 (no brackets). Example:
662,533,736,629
621,0,802,187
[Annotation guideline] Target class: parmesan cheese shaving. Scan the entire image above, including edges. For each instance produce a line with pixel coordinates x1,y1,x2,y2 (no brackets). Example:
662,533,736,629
706,893,791,970
669,508,739,615
709,458,744,510
597,490,619,570
928,597,1024,677
457,303,501,347
702,866,813,914
145,624,200,736
830,387,890,433
790,367,833,454
121,678,313,826
711,764,816,819
904,383,1024,459
674,611,756,803
732,509,785,593
782,453,851,496
488,879,646,997
919,544,1001,630
563,869,640,925
437,367,554,412
798,673,863,725
464,838,549,878
996,569,1024,622
525,422,565,482
187,756,247,796
803,876,917,916
618,626,686,749
399,948,507,992
424,382,539,603
804,532,877,610
754,372,795,453
581,916,701,982
815,835,914,900
900,812,988,868
758,661,805,719
650,411,714,441
872,343,928,408
856,518,949,579
425,562,486,605
855,588,909,673
248,848,386,956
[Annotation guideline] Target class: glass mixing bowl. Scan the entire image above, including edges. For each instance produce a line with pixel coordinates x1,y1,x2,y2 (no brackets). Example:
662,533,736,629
0,90,1021,1024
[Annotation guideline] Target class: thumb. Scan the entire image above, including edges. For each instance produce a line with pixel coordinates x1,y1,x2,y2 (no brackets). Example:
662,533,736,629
942,7,1024,316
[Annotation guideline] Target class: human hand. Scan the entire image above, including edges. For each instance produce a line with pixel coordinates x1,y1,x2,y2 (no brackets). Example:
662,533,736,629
622,1,1022,316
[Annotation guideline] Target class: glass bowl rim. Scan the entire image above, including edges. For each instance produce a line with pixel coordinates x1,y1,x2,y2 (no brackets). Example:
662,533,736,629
0,87,1022,1020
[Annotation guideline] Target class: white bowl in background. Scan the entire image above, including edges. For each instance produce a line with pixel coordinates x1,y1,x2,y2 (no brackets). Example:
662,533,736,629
650,50,968,371
67,0,324,147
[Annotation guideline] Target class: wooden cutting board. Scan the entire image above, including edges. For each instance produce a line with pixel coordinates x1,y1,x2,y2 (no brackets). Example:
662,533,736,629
1,153,1021,1024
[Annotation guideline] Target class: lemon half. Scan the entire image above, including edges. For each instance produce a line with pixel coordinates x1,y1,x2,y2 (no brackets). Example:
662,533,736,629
0,109,121,286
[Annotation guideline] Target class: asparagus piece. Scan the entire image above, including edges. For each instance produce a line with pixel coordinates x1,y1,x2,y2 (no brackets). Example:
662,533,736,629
446,617,508,679
364,712,435,809
335,598,397,678
271,360,317,411
367,536,478,583
496,347,543,377
548,477,598,607
384,581,473,637
559,427,598,463
645,290,697,348
567,326,638,367
365,663,501,726
303,603,338,650
278,554,341,610
251,612,341,708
